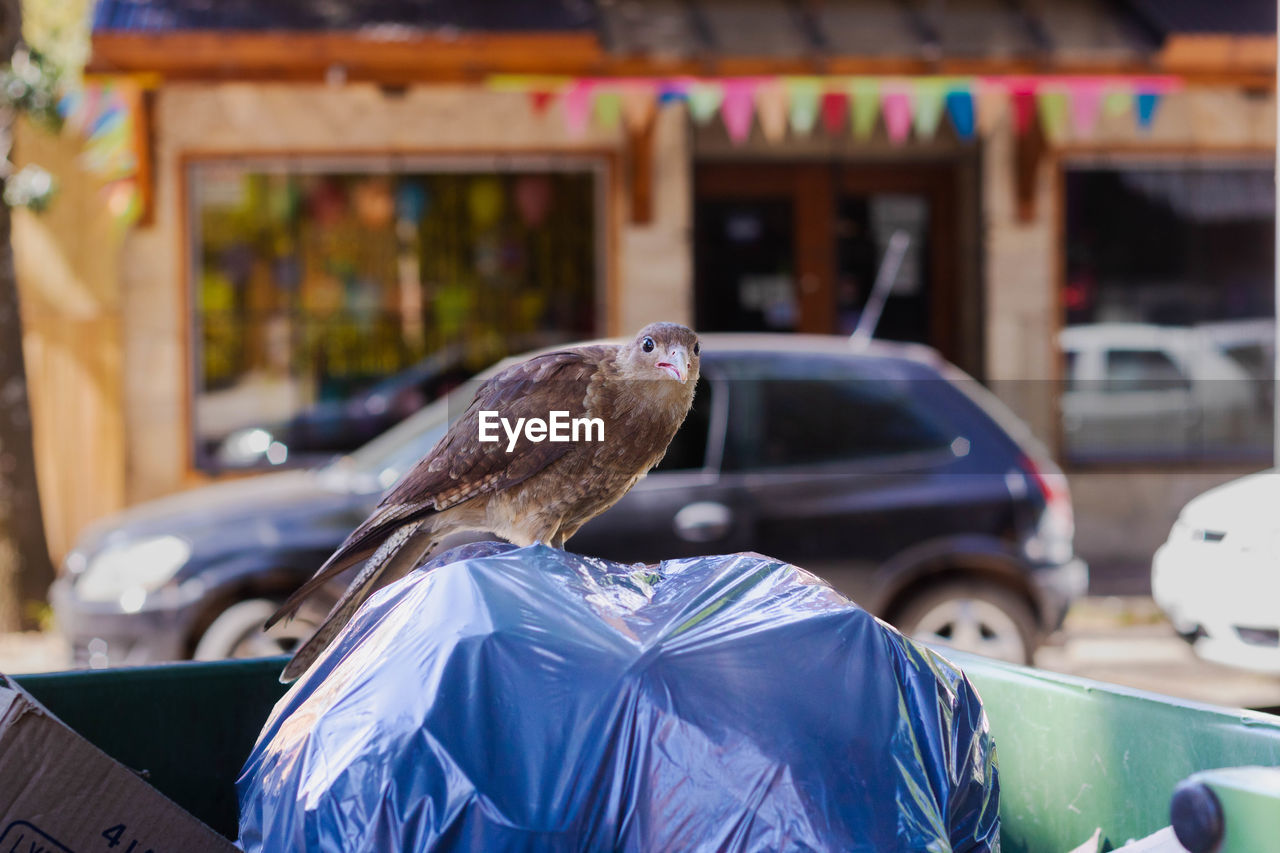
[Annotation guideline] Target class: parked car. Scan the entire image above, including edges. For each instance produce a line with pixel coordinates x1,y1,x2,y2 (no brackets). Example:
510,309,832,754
208,334,567,470
1060,323,1264,461
1152,469,1280,673
51,334,1086,667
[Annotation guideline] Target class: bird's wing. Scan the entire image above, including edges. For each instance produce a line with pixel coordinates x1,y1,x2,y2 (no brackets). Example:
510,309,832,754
266,348,606,629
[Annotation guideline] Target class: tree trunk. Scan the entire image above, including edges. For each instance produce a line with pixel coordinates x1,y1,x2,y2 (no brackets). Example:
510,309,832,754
0,181,54,630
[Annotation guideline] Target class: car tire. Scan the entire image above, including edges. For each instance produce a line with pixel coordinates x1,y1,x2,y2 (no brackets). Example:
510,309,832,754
894,582,1038,665
193,598,319,661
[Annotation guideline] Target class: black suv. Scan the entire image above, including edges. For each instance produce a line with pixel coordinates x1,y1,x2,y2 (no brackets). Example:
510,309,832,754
51,335,1086,667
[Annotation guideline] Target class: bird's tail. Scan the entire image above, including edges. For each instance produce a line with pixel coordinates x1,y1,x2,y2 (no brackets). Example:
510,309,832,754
279,519,439,683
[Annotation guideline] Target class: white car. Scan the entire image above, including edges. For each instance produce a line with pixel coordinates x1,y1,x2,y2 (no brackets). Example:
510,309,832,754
1060,323,1262,459
1152,470,1280,672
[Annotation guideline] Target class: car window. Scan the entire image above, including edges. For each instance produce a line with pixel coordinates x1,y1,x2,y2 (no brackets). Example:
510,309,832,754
1063,350,1083,392
653,377,714,472
720,356,954,470
1104,349,1190,393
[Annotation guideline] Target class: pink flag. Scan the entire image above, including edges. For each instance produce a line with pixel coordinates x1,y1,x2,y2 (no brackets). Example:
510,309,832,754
1068,81,1104,139
881,86,913,144
721,79,757,144
562,81,592,137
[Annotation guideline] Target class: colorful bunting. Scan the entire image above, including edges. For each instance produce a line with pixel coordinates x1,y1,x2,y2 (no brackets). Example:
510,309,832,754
755,81,789,143
1102,89,1132,118
850,78,879,139
1011,87,1036,136
819,90,848,136
881,84,913,144
944,88,975,140
1036,89,1069,141
485,74,1183,145
720,79,757,144
912,79,946,140
1135,90,1162,131
562,81,592,137
529,90,555,115
622,86,656,132
1068,83,1103,138
686,82,724,126
786,77,821,136
593,90,623,131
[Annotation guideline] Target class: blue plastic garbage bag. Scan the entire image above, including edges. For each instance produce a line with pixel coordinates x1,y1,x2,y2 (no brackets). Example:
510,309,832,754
238,542,1000,852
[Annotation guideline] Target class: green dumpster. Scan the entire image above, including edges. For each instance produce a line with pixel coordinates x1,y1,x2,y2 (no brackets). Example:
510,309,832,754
13,653,1280,851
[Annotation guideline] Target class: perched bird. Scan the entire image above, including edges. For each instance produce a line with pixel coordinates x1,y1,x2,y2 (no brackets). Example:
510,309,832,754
269,322,701,682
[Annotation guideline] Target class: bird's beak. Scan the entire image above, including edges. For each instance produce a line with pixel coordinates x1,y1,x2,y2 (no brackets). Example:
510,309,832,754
657,346,690,384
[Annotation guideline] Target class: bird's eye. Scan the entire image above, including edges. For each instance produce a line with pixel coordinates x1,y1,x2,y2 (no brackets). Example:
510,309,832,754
693,342,700,356
642,337,655,353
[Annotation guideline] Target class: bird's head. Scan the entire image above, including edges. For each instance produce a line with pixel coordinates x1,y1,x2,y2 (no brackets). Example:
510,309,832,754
620,322,701,387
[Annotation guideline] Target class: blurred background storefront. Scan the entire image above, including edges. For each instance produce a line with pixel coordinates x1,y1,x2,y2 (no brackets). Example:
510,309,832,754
12,0,1277,591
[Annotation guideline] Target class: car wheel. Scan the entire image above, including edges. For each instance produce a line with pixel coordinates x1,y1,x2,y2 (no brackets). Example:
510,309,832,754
193,598,318,661
895,582,1037,665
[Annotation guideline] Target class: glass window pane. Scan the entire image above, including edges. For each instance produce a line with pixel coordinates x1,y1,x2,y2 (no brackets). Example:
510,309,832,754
722,357,953,470
190,164,599,471
1062,163,1275,463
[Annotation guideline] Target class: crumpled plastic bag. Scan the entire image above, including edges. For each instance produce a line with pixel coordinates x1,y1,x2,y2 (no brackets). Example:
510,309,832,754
237,542,1000,852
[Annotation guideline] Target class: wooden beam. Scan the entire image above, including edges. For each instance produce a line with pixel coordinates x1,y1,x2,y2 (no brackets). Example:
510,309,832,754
89,31,609,83
626,112,656,225
88,30,1277,89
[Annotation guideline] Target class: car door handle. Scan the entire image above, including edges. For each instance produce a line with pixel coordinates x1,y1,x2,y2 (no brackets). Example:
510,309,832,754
673,502,733,543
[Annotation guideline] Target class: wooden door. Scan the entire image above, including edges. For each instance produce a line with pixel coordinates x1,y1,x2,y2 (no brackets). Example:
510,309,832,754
694,162,960,364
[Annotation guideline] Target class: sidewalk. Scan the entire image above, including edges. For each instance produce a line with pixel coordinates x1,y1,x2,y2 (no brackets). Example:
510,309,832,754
1035,596,1280,711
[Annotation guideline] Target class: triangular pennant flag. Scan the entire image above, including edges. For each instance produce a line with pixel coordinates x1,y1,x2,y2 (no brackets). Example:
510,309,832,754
944,87,975,140
913,78,946,139
1068,82,1103,139
820,90,848,136
787,77,821,136
1135,91,1162,131
1011,87,1036,135
721,79,757,144
686,82,724,126
529,90,555,115
562,81,592,137
622,86,657,132
755,81,789,143
850,78,879,139
593,90,623,131
881,85,913,144
1102,88,1131,118
1037,89,1069,141
975,84,1007,134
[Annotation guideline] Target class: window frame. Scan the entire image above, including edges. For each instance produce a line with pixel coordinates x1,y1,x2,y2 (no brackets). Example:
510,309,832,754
715,354,962,475
1054,148,1276,470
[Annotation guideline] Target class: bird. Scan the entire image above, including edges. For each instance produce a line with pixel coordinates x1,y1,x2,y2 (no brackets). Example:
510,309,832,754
268,322,702,682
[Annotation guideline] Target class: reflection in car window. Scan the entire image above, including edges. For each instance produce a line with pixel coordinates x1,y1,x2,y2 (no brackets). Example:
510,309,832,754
653,377,713,472
1104,350,1190,393
722,358,954,470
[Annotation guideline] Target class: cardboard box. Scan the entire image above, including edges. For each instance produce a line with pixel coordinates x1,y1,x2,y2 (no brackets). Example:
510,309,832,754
0,678,237,853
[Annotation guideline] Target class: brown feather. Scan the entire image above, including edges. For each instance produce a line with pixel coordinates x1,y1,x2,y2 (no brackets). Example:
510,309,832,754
273,323,701,681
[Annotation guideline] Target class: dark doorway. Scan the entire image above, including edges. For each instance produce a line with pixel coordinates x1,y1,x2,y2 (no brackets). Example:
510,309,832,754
694,162,965,368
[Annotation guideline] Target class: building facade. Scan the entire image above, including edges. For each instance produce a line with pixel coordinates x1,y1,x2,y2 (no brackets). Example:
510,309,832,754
15,0,1278,584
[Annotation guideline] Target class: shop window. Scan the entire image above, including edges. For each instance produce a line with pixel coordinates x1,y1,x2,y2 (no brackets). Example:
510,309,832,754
189,162,601,471
1062,162,1275,464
